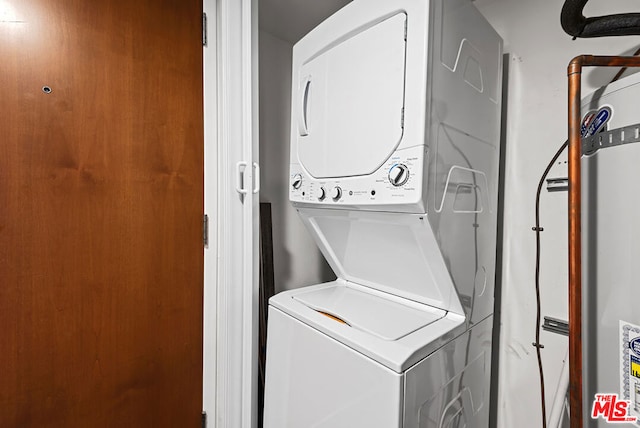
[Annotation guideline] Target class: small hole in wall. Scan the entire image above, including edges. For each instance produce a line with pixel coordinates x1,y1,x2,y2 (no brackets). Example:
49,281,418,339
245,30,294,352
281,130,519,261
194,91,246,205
42,86,52,94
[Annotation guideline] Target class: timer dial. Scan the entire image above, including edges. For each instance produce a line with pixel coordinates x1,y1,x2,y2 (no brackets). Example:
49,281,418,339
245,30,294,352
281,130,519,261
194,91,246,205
388,164,410,187
292,174,303,189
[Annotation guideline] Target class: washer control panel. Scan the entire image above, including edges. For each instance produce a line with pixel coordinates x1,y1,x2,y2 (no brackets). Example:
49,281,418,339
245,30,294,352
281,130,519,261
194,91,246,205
290,146,424,209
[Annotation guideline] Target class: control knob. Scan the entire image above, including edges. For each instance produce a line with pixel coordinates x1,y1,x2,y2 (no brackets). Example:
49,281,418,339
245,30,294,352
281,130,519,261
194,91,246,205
318,187,326,201
388,164,409,187
291,173,302,189
330,186,342,201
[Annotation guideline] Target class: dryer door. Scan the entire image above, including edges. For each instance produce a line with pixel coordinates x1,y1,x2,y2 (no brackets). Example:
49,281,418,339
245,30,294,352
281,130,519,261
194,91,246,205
295,13,407,179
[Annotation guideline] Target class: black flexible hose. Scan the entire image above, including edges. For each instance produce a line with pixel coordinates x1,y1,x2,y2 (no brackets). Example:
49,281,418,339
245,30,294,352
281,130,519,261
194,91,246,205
561,0,640,38
533,140,568,428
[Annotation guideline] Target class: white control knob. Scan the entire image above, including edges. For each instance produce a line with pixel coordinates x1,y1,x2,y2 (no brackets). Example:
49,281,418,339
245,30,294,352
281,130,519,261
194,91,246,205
330,186,342,201
292,174,302,189
388,164,409,187
318,187,326,201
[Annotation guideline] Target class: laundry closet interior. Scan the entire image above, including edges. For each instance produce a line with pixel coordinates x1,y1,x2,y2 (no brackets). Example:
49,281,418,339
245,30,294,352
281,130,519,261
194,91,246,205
254,0,640,427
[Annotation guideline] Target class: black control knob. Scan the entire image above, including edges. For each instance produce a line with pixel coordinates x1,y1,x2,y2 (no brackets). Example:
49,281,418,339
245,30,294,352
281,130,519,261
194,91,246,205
330,186,342,201
318,187,326,201
292,174,303,189
388,164,409,187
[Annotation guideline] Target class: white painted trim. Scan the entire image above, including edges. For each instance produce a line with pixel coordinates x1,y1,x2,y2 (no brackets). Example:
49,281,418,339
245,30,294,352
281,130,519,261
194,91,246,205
203,0,219,423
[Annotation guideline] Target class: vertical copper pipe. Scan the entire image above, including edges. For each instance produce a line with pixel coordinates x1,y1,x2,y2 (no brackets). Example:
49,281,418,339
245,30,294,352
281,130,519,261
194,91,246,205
567,56,584,428
566,55,640,428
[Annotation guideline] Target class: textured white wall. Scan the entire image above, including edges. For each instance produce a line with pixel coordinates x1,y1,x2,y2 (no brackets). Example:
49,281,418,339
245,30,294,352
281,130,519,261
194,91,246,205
258,30,336,293
474,0,640,426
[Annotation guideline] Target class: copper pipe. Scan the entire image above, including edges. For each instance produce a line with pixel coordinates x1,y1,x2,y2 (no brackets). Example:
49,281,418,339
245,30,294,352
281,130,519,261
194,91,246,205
567,54,640,428
610,46,640,83
567,58,583,428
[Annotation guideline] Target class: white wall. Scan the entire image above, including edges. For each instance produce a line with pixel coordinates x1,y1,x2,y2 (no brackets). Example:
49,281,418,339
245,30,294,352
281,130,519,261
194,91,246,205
258,30,335,292
474,1,640,426
259,0,351,44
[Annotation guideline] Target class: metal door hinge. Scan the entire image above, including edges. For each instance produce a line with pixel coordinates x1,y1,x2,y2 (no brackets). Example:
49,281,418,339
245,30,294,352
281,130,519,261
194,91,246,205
202,13,208,46
202,214,209,247
201,411,207,428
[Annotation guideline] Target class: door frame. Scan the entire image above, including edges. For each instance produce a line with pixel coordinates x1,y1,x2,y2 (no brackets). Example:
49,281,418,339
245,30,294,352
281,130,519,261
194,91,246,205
203,0,259,427
202,0,218,424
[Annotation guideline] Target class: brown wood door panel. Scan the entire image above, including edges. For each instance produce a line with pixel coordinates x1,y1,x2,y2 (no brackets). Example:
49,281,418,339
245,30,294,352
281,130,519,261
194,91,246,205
0,1,204,426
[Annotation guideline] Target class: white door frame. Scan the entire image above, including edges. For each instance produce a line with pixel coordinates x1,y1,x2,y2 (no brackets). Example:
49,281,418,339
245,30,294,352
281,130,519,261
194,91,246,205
203,0,259,427
202,0,218,425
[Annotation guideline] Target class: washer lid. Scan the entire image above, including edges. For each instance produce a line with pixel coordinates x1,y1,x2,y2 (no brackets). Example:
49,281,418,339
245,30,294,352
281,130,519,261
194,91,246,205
293,283,446,341
295,12,407,179
270,280,466,372
297,208,465,315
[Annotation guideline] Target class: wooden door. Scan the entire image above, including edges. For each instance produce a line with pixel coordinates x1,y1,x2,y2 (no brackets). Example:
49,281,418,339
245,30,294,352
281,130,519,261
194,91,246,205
0,0,204,426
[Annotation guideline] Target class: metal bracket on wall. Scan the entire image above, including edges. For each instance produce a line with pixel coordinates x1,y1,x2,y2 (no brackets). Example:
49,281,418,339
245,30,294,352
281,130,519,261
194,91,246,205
546,122,640,192
583,122,640,155
542,316,569,336
546,177,569,192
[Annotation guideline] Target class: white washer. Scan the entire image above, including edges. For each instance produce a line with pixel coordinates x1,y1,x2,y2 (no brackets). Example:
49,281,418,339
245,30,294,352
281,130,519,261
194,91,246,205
264,0,502,426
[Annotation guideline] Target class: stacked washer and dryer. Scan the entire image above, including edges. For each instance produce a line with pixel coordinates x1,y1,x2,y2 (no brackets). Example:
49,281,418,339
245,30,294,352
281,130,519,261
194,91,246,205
263,0,503,426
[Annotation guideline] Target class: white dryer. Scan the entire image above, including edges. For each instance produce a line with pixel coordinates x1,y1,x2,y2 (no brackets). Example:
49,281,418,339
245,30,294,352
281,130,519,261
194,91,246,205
264,0,503,426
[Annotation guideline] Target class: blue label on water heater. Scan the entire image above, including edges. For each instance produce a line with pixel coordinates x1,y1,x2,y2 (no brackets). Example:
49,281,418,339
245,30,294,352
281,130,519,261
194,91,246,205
631,337,640,358
581,106,612,138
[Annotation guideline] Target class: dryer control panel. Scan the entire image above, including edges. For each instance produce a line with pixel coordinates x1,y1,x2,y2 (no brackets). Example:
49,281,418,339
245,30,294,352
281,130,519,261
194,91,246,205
290,146,426,213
